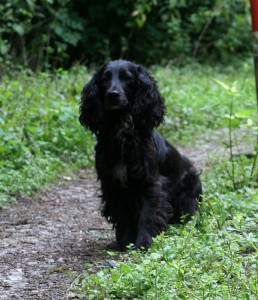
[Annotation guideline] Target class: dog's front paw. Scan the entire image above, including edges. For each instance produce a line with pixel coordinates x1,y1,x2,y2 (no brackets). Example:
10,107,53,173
135,233,152,250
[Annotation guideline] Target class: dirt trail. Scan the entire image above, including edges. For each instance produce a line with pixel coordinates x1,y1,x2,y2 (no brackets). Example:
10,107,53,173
0,170,114,299
0,128,254,299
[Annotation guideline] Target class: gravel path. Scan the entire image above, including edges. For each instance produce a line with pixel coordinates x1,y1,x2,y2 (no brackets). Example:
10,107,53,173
0,170,113,299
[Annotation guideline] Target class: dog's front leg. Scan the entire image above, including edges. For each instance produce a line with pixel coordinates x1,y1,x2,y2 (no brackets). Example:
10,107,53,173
116,222,137,251
135,185,160,250
135,202,153,249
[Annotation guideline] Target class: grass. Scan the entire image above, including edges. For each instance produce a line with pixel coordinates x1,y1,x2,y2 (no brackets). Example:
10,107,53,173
1,59,257,298
0,67,95,208
155,60,256,144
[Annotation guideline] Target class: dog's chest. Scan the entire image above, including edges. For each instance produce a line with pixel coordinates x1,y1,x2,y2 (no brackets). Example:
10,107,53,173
95,130,152,186
108,135,144,184
112,161,127,184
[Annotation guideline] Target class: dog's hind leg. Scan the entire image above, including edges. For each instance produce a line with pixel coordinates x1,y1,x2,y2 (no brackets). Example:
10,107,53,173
171,167,202,223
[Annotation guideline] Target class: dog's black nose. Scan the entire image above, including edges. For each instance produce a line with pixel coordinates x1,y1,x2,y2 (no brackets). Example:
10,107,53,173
107,90,120,99
106,89,127,110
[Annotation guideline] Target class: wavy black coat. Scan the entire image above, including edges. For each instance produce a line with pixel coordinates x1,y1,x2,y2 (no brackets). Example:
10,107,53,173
79,60,202,250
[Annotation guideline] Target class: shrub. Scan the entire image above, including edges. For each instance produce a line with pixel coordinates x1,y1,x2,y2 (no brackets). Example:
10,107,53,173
0,0,252,70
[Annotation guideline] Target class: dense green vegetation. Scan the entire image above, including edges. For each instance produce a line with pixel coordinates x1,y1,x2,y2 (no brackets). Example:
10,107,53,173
156,61,256,143
0,0,251,70
0,67,94,208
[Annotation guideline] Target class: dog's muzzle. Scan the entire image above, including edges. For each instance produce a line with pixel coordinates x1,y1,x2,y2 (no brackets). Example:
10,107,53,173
106,90,128,110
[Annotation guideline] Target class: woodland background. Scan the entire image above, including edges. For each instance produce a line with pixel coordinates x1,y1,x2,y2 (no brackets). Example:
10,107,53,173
0,0,251,71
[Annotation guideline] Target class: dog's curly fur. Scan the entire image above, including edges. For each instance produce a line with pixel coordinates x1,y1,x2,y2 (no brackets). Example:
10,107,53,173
79,60,202,250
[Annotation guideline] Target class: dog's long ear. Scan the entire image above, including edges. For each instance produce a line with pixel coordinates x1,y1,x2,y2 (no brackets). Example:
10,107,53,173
133,65,165,129
79,71,104,134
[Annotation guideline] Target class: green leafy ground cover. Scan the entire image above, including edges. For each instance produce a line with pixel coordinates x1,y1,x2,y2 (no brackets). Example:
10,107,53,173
156,61,256,143
75,183,258,299
0,67,95,208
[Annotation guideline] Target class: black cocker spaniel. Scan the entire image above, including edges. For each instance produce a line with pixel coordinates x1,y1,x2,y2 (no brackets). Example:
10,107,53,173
79,60,202,250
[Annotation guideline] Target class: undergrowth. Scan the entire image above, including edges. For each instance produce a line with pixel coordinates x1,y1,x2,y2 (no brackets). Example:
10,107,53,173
0,67,95,208
72,156,258,299
156,60,256,144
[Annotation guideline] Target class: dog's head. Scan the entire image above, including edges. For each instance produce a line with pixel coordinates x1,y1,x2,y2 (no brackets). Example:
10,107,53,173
79,60,165,134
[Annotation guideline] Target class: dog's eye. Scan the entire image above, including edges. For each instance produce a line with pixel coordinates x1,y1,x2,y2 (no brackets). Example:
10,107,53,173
123,75,134,82
101,77,109,85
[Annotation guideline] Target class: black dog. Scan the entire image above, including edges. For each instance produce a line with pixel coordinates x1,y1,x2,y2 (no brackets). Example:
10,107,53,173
79,60,202,250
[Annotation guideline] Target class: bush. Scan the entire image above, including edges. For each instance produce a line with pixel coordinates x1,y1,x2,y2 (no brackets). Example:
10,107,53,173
0,0,252,70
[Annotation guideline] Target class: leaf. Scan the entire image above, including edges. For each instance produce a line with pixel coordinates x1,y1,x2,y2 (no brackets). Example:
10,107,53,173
213,79,239,94
12,24,24,35
231,80,239,94
235,213,243,221
246,119,253,126
0,42,10,55
235,109,254,119
150,252,162,260
111,273,120,282
132,10,140,16
213,78,230,90
120,263,131,273
222,117,240,128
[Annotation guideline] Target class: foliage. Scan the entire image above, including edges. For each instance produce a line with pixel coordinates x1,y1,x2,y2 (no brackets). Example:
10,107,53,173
212,78,258,190
157,60,256,144
0,67,94,208
0,0,84,70
73,178,258,299
0,0,252,70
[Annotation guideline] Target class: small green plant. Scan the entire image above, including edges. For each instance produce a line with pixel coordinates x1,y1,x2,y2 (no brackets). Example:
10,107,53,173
214,79,257,190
